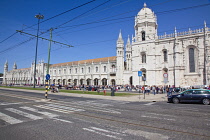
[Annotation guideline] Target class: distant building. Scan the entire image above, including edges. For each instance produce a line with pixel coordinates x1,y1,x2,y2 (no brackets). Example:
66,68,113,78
3,3,210,87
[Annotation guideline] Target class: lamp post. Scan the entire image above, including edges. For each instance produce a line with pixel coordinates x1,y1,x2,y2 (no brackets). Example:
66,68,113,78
33,14,44,88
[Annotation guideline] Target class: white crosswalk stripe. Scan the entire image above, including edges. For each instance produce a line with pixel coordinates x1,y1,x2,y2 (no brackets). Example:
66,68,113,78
0,106,65,125
0,112,23,124
19,106,59,118
5,108,43,120
83,126,125,140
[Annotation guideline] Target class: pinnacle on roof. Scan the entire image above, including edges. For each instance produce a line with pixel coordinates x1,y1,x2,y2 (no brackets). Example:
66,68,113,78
117,30,124,44
144,3,147,8
126,35,131,46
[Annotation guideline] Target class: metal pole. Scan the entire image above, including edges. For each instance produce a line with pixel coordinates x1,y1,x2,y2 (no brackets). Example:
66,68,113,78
173,28,176,88
139,76,140,100
203,22,207,85
143,76,145,99
33,14,44,88
45,28,53,99
47,28,53,75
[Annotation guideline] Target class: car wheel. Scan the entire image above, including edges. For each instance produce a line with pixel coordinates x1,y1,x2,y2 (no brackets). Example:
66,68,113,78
202,98,210,105
173,98,179,104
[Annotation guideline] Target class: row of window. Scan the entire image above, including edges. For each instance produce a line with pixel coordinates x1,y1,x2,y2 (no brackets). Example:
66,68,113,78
141,48,195,73
141,50,168,63
50,65,116,75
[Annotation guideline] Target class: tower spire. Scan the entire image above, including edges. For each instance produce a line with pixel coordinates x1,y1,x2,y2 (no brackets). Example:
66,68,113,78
126,35,131,46
13,62,17,70
117,30,124,44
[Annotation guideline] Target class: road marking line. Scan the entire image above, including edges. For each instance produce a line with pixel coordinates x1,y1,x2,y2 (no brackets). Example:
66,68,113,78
144,102,156,106
47,104,85,112
124,129,169,140
34,105,74,113
0,112,23,124
52,118,73,123
141,115,176,121
0,102,31,106
90,127,126,136
20,106,59,118
5,108,43,120
83,127,122,140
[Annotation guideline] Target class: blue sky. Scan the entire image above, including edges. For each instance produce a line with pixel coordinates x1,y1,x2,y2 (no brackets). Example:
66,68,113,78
0,0,210,73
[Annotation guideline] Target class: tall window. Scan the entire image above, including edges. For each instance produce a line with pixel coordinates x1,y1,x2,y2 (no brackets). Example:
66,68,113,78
75,68,77,73
88,67,91,73
163,50,168,62
69,69,71,74
104,66,106,72
64,69,66,74
142,31,145,41
142,53,146,63
189,48,195,72
81,68,84,73
96,67,98,72
112,65,116,72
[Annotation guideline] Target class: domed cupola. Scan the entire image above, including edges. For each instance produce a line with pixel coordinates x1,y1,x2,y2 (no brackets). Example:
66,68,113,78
134,3,157,41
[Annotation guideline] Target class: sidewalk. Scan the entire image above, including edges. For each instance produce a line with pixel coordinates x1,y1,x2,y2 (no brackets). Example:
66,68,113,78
0,87,167,102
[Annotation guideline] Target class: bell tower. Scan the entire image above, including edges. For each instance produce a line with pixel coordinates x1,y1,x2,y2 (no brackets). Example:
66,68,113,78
116,30,124,85
134,3,157,41
3,60,8,84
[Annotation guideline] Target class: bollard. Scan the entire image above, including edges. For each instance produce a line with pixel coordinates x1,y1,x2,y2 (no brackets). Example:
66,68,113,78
45,80,48,99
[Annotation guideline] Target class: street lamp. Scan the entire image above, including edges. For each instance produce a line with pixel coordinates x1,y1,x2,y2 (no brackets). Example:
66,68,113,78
33,14,44,88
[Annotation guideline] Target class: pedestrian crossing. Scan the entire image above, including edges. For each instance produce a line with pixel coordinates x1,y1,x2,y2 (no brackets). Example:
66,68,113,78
0,106,58,125
0,102,170,139
0,99,123,126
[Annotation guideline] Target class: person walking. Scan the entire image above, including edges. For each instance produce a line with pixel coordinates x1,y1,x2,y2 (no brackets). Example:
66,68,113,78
152,86,156,95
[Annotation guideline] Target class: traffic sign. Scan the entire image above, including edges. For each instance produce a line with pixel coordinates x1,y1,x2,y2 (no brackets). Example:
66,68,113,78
163,73,168,78
138,71,142,77
46,74,50,80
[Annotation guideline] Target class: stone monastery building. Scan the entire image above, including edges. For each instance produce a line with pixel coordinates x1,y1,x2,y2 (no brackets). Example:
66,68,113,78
3,3,210,87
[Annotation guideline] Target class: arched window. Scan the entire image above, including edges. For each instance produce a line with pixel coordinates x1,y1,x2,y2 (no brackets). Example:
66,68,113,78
94,78,99,85
104,66,106,72
163,49,168,62
96,67,98,72
141,52,146,63
112,65,116,72
189,48,195,72
69,69,71,74
142,31,145,41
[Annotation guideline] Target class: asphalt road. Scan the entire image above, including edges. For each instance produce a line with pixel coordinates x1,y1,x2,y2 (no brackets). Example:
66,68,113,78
0,88,210,140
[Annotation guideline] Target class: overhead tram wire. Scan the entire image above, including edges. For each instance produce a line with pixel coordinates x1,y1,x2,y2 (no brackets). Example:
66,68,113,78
21,0,98,32
54,0,112,29
0,0,97,44
0,32,18,44
1,2,210,54
54,2,210,36
10,16,208,65
0,0,99,54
